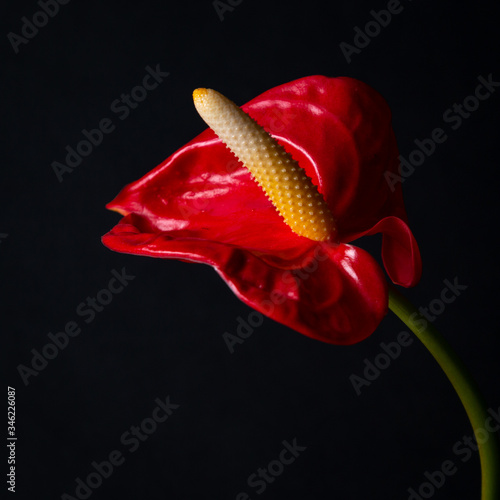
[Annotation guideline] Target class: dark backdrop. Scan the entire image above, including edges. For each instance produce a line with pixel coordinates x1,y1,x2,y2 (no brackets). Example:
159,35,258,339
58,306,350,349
2,1,500,499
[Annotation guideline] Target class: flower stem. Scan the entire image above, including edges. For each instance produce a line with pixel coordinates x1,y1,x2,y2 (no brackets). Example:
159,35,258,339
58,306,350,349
388,285,500,500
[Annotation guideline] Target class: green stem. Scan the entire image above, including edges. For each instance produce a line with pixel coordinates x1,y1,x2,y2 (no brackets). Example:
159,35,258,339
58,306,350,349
388,285,500,500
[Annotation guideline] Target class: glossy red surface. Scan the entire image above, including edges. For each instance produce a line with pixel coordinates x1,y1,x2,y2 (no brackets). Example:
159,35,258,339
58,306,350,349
102,75,421,344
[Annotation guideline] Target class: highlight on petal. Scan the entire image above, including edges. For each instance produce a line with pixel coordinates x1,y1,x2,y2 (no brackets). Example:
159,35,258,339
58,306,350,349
104,131,317,260
103,216,388,344
103,75,421,345
192,88,336,242
241,76,407,240
362,216,422,287
217,242,389,345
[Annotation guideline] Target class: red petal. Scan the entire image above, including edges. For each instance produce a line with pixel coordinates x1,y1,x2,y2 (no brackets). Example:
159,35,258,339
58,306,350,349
361,216,422,287
107,133,313,260
103,75,421,345
107,75,420,283
103,219,387,344
242,76,421,286
220,242,389,345
243,76,409,238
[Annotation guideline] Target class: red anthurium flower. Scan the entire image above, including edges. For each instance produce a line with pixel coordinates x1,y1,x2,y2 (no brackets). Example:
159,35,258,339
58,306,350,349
102,75,421,345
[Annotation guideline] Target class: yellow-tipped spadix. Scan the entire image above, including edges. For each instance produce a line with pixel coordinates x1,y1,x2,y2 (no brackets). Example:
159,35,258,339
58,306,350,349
193,88,336,241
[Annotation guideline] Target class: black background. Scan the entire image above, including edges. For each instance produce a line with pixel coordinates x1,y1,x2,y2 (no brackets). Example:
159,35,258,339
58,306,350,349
2,0,500,499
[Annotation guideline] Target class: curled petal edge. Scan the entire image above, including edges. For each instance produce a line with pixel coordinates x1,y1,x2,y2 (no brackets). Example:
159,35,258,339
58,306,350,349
102,218,388,345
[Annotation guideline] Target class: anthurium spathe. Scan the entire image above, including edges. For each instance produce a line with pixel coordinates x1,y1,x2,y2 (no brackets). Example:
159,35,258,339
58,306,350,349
102,75,421,345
